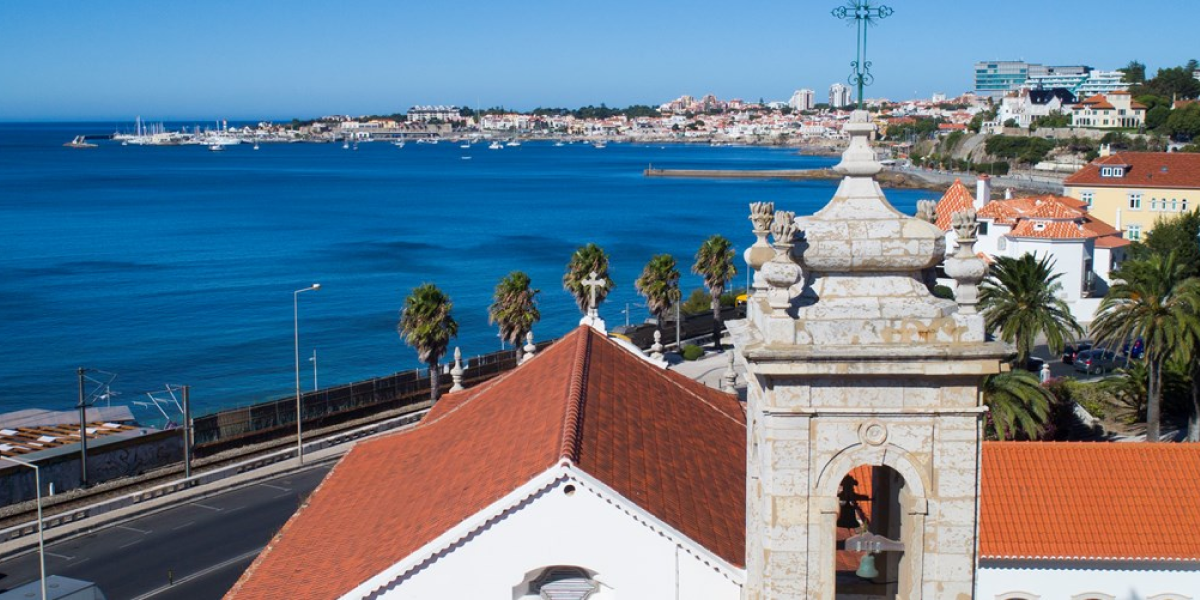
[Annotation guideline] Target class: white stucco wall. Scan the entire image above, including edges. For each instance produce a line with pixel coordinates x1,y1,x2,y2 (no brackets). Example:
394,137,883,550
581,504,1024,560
365,474,742,600
978,562,1200,600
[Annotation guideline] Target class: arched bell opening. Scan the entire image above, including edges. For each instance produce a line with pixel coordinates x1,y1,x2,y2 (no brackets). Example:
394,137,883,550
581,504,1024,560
833,464,909,600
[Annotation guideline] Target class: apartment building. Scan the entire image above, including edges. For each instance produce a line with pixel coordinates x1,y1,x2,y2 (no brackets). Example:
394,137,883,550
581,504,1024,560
1064,150,1200,241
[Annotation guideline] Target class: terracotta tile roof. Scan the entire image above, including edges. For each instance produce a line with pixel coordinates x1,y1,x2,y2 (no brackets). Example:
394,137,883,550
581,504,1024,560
1009,220,1095,239
1026,199,1085,220
981,442,1200,561
977,195,1123,243
933,179,975,231
225,326,746,600
1064,152,1200,190
1094,235,1133,249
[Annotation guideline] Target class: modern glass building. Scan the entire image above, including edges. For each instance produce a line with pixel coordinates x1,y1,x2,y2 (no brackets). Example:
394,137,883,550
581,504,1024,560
975,61,1091,97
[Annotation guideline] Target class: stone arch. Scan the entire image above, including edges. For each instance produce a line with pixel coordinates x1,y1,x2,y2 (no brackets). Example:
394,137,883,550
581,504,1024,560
815,443,930,505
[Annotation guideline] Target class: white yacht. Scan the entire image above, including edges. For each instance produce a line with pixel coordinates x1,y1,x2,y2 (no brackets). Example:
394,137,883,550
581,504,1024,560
489,141,503,150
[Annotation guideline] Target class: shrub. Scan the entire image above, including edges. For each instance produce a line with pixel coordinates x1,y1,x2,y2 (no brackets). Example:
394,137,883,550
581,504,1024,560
681,344,705,361
681,288,712,315
932,285,955,300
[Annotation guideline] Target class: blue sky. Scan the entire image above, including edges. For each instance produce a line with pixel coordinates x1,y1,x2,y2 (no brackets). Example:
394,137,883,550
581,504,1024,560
1,0,1194,121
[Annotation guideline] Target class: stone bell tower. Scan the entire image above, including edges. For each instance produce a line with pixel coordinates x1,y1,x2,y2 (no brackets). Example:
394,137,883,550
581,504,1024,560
730,110,1008,600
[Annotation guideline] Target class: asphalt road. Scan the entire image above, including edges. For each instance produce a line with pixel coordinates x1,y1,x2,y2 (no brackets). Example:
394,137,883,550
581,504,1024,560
0,464,332,600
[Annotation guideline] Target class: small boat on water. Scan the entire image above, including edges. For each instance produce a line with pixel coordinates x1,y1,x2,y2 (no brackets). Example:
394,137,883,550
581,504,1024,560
506,139,521,147
253,142,260,150
64,136,97,148
393,140,406,148
489,141,503,150
554,141,565,147
343,140,350,149
209,144,225,152
593,141,607,149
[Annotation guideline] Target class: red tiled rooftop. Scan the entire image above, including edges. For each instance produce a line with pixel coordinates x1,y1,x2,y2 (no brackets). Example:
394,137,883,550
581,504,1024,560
1065,152,1200,189
933,179,975,232
226,327,746,600
981,442,1200,561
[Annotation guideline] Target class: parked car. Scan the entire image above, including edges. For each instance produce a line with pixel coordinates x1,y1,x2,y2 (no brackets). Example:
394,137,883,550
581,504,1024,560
1073,349,1117,375
1061,342,1093,365
1020,357,1046,373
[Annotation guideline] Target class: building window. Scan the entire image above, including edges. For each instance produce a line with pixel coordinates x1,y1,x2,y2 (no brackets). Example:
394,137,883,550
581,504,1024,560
1128,224,1142,241
979,222,989,235
1184,199,1190,212
997,236,1008,251
1101,167,1112,177
1146,594,1192,600
1071,594,1116,600
1081,191,1094,206
1172,199,1178,211
996,594,1040,600
1129,193,1142,210
1151,198,1158,211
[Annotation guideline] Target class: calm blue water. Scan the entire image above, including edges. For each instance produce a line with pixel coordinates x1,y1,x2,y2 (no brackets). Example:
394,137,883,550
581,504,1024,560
0,122,931,419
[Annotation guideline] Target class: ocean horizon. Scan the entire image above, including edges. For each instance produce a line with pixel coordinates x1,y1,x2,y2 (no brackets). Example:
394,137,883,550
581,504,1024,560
0,122,933,421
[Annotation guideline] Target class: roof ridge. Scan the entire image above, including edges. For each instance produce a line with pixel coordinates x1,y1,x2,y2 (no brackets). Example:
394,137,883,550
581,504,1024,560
559,327,593,461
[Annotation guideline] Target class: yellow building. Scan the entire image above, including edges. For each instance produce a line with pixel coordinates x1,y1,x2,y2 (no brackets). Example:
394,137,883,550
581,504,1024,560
1063,150,1200,241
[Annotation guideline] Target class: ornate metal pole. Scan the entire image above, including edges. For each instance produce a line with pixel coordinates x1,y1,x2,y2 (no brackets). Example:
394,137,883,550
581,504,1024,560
831,0,894,109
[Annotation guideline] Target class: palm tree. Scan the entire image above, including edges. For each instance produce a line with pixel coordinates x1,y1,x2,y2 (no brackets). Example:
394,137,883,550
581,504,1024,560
980,253,1082,366
981,370,1053,440
692,235,737,350
398,283,458,401
1091,252,1200,441
563,243,613,314
488,271,540,359
635,254,681,325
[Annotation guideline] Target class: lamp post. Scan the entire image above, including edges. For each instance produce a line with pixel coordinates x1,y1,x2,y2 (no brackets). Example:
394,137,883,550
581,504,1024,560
309,349,318,391
294,284,320,464
76,367,89,488
4,456,46,600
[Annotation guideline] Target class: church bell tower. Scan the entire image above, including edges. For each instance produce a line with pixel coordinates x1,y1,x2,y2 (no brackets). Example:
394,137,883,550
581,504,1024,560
730,110,1008,600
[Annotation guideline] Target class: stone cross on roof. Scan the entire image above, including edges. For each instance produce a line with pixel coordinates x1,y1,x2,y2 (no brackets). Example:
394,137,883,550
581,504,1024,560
582,271,606,315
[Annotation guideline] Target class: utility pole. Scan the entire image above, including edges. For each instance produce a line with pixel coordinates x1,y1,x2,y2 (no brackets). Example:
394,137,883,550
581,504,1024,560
77,367,88,488
182,385,192,480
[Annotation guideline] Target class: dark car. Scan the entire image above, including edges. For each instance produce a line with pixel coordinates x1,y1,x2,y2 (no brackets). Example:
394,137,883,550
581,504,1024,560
1122,338,1145,360
1073,349,1117,375
1020,357,1046,373
1061,342,1093,365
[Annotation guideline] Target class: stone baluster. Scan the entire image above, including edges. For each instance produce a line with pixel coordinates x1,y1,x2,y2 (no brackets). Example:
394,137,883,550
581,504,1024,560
763,210,802,316
943,208,987,315
449,347,464,392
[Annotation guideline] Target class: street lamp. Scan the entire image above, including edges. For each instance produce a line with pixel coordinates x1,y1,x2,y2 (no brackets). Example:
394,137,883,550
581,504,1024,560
294,284,320,464
309,349,318,391
4,456,46,600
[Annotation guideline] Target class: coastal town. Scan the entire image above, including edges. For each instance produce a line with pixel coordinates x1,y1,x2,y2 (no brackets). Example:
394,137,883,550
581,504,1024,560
7,0,1200,597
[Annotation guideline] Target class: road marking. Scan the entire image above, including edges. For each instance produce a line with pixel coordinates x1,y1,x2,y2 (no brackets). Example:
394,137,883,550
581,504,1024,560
171,521,195,531
128,547,263,600
45,551,74,560
258,483,290,492
192,502,223,512
117,525,152,534
119,539,142,549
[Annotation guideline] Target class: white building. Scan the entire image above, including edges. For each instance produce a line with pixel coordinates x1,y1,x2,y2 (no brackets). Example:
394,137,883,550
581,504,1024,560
406,105,460,123
1029,69,1129,96
996,88,1076,128
829,82,853,108
934,177,1129,322
789,88,816,111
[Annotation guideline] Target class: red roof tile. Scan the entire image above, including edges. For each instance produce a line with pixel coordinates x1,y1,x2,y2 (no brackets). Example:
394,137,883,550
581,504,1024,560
981,442,1200,561
226,327,746,600
1065,152,1200,190
934,179,975,231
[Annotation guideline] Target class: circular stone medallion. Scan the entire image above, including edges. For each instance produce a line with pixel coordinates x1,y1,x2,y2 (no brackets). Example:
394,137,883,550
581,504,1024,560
860,421,888,446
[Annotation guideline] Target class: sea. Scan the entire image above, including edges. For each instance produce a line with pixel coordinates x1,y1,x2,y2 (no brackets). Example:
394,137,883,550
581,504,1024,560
0,122,931,420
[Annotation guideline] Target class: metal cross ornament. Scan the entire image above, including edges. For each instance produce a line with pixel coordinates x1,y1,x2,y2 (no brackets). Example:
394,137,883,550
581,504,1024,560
831,0,894,109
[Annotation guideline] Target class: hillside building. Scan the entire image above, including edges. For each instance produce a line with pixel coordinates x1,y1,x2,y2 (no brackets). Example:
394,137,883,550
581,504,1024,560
1064,150,1200,240
1070,92,1147,129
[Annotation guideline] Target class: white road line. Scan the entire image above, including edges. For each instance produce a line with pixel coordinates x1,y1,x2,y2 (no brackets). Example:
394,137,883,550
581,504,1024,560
119,539,142,549
128,547,264,600
44,551,74,560
258,483,289,492
170,521,195,531
192,502,223,512
117,525,152,534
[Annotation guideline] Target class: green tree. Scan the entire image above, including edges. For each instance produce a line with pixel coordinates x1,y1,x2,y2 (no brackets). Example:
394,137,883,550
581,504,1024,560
634,254,682,325
1139,209,1200,278
1091,252,1200,441
563,243,614,315
399,283,459,401
1163,103,1200,142
1119,60,1147,84
488,271,541,356
692,235,737,350
1144,66,1200,101
982,370,1053,440
980,254,1083,366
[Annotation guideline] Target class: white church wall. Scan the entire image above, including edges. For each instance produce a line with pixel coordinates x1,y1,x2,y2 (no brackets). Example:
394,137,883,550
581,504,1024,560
977,562,1200,600
368,474,741,600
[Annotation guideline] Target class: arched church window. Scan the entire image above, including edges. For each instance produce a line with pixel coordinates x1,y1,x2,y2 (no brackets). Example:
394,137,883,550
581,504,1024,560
1070,593,1115,600
1147,595,1192,600
995,593,1040,600
515,566,599,600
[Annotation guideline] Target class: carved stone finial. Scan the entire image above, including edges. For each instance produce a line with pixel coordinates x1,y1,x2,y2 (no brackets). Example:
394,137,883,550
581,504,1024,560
915,200,937,224
722,350,738,394
745,202,779,304
770,210,799,249
450,347,464,392
650,330,665,361
943,209,987,315
522,331,537,363
749,201,775,233
951,208,980,242
762,210,803,314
